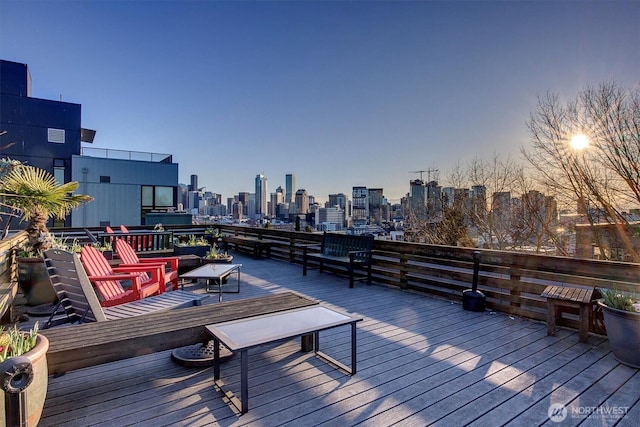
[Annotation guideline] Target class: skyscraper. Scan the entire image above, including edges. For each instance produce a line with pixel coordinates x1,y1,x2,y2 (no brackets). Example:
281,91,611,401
352,186,369,226
255,174,268,219
285,174,295,204
189,174,198,192
295,188,308,214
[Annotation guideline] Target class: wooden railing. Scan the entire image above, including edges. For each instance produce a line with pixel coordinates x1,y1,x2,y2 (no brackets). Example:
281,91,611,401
3,224,640,334
208,225,640,333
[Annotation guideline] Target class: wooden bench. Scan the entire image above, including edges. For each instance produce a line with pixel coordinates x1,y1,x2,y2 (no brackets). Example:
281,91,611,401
541,285,594,343
0,281,18,324
222,235,272,259
303,232,374,288
40,292,317,375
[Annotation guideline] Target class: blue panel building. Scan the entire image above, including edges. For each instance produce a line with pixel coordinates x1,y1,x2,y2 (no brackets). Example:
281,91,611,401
0,59,180,227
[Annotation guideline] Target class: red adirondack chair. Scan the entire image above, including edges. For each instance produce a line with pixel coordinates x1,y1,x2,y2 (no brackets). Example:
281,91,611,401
80,245,163,307
115,238,180,291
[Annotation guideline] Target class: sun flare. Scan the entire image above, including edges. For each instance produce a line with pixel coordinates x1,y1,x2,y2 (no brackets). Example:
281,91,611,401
570,133,589,150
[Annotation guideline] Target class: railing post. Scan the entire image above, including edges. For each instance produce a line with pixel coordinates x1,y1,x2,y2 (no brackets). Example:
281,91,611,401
399,252,408,290
510,265,522,309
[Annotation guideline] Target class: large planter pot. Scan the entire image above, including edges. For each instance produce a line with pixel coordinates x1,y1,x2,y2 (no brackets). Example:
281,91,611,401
173,245,211,258
202,255,233,264
16,257,57,306
597,300,640,368
0,334,49,427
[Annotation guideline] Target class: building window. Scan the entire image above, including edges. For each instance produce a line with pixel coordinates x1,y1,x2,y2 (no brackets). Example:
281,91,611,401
48,128,65,143
53,159,65,184
142,185,175,208
99,176,111,183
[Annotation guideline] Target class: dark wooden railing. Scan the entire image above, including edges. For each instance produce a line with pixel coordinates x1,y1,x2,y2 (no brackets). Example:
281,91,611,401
2,224,639,335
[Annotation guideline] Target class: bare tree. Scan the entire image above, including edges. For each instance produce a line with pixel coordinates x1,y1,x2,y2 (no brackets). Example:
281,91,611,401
524,81,640,260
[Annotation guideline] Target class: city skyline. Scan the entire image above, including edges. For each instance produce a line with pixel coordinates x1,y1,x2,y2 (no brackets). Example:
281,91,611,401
2,1,637,203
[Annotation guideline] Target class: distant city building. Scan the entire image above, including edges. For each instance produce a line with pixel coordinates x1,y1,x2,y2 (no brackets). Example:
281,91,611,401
409,179,426,218
368,188,385,225
317,206,345,231
285,174,295,204
425,180,442,219
352,186,369,226
255,174,268,219
189,174,198,192
295,189,308,214
270,186,284,217
328,193,348,210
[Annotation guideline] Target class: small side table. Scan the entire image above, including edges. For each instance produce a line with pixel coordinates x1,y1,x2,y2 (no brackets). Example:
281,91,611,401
541,285,594,343
180,263,242,302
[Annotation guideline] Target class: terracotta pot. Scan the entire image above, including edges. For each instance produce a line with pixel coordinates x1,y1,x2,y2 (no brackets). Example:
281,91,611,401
0,334,49,427
16,257,57,306
597,300,640,368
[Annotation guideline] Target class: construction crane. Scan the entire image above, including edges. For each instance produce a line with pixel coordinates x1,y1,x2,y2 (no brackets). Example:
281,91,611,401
409,168,439,182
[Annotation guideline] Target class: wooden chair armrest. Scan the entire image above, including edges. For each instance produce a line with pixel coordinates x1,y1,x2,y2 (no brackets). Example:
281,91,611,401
112,265,162,285
88,273,141,282
135,257,179,268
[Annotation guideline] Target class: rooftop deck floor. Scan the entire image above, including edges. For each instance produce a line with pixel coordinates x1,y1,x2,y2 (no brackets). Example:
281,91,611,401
31,254,639,426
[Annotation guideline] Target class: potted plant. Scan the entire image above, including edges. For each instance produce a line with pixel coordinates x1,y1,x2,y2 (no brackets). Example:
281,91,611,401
0,164,92,305
173,234,211,257
597,288,640,368
0,322,49,427
202,242,233,263
92,240,113,260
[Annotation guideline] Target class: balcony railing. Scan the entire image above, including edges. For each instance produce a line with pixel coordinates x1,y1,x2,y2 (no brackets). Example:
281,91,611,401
3,224,640,335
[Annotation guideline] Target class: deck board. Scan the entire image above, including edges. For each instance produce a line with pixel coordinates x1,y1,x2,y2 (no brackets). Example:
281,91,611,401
29,254,639,426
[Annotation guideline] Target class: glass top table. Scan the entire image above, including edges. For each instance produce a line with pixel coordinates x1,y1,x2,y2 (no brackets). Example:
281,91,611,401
206,305,362,414
180,263,242,302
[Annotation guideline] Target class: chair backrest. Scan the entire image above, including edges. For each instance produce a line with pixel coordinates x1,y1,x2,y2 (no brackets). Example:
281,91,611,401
43,249,107,323
115,238,139,264
114,238,151,283
80,245,127,301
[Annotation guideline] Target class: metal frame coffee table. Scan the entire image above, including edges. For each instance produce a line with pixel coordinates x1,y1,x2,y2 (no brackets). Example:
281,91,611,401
180,263,242,302
206,305,362,414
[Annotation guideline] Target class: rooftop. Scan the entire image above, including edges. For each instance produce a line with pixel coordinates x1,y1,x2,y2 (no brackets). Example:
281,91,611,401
28,252,639,426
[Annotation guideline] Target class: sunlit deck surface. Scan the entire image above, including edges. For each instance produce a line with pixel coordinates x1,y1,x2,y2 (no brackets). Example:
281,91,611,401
36,254,639,426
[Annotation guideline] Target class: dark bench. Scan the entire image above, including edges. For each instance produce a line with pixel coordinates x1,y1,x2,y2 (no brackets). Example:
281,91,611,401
41,292,317,375
303,232,374,288
222,235,272,259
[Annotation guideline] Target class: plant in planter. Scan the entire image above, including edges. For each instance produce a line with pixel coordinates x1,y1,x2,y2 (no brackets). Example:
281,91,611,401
173,234,211,257
597,288,640,368
91,240,114,260
0,164,92,305
203,242,232,263
0,322,49,427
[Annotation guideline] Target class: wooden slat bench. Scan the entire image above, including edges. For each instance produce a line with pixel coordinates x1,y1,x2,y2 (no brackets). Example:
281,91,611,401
303,232,374,288
541,285,594,343
222,235,272,259
41,292,317,375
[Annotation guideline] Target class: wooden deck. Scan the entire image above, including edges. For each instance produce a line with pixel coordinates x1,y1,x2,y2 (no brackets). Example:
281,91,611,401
28,254,639,426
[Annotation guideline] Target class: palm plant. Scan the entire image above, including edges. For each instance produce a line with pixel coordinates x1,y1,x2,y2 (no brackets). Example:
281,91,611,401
0,164,92,254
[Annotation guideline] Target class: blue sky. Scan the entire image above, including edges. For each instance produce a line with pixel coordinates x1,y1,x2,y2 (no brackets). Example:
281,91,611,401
1,1,638,204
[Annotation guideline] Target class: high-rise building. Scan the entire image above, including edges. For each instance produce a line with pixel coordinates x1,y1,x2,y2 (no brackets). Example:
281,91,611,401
285,174,295,204
270,186,284,217
409,180,426,218
189,174,198,192
352,186,369,226
328,193,347,210
295,189,308,214
255,174,267,219
368,188,384,225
